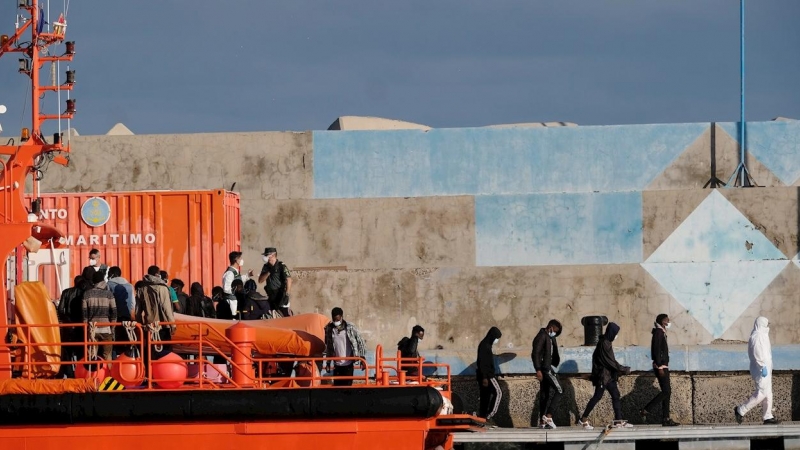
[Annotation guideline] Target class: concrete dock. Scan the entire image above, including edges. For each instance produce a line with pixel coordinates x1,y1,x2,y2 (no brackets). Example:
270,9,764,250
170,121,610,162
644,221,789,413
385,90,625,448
454,422,800,449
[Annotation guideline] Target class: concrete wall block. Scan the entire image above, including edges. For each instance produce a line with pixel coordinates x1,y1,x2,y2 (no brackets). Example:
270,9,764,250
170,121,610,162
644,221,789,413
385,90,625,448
42,132,313,200
293,265,654,353
692,374,795,425
248,196,475,270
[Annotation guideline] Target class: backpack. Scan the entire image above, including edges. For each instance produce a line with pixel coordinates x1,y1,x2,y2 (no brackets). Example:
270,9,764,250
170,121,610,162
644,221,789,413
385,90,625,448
136,282,167,325
397,336,410,354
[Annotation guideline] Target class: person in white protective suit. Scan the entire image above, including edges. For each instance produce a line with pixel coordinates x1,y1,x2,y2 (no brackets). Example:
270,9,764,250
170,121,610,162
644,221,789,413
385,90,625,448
734,317,780,425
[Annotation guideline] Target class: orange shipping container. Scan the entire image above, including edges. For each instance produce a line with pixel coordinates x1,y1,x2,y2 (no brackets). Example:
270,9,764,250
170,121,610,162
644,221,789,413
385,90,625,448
27,190,240,298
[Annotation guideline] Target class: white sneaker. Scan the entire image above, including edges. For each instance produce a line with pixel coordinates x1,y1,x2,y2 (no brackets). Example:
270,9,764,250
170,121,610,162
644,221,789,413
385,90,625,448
613,420,634,428
578,419,594,430
543,416,557,429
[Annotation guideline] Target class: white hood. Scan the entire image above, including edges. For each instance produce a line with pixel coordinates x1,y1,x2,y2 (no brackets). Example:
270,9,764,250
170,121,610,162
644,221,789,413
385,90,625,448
748,316,772,378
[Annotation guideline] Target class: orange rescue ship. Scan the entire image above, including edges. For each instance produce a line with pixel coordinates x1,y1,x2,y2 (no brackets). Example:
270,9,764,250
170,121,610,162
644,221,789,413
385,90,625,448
0,2,482,448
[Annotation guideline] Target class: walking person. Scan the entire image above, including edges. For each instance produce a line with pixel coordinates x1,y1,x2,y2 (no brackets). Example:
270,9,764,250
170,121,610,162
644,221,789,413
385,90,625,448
735,316,779,425
577,322,632,430
398,325,425,378
323,307,367,386
476,326,503,425
532,319,562,429
641,314,679,426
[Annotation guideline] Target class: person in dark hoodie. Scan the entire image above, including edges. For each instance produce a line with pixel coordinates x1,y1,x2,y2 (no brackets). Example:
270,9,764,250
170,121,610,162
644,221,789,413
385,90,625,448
641,314,679,426
532,319,563,429
185,282,216,318
476,326,503,423
578,322,632,429
398,325,425,378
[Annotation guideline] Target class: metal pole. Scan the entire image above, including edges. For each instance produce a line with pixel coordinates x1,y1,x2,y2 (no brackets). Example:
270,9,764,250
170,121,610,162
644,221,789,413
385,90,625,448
739,0,746,186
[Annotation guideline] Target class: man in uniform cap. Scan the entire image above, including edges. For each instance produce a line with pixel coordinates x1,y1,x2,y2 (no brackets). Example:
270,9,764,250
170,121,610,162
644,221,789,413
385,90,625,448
258,247,293,317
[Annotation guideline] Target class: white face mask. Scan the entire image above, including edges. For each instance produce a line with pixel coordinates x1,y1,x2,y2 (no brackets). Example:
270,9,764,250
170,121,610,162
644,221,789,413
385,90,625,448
548,331,556,338
262,255,269,263
238,259,244,267
665,322,671,329
88,259,97,267
493,338,499,345
333,321,342,327
614,334,619,341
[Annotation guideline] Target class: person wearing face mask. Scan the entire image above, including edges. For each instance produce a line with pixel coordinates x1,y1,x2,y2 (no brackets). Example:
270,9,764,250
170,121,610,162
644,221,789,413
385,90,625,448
258,247,293,317
476,326,503,424
221,251,253,317
83,248,108,282
735,316,779,425
531,319,563,429
641,314,679,426
578,322,632,430
323,307,367,386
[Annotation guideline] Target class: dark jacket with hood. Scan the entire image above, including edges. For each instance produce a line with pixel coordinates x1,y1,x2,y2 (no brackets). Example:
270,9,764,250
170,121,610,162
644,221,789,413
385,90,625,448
531,327,560,373
185,283,216,318
651,325,669,368
590,322,629,386
476,327,502,381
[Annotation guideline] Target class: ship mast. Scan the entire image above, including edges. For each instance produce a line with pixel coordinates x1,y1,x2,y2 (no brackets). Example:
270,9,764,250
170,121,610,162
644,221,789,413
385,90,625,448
0,0,76,380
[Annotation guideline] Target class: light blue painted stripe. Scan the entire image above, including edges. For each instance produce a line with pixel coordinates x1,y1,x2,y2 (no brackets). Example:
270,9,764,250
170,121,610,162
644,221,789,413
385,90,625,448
719,121,800,185
312,123,707,198
475,192,642,266
370,345,800,377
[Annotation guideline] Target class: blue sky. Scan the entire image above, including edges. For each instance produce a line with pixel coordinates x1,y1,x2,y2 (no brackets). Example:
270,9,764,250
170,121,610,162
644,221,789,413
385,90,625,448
1,1,798,135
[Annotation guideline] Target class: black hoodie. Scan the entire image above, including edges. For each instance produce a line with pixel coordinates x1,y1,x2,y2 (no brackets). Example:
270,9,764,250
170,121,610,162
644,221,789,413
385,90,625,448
476,327,502,381
590,322,628,386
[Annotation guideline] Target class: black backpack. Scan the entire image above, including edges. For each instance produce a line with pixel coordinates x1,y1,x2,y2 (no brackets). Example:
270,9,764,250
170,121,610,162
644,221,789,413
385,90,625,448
397,336,410,354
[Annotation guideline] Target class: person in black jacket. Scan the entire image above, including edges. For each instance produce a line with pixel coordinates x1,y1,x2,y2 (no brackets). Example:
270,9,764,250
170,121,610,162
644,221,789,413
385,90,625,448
476,326,503,422
399,325,425,378
56,276,88,378
641,314,679,426
531,319,563,429
578,322,632,429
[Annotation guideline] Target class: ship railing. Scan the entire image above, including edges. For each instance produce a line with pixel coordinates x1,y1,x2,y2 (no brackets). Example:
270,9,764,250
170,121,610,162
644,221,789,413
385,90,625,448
2,321,145,379
0,158,12,223
2,321,451,391
374,344,452,394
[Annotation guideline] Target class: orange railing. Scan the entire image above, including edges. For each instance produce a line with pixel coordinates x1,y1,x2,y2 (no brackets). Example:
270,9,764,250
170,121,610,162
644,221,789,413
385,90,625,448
0,321,452,394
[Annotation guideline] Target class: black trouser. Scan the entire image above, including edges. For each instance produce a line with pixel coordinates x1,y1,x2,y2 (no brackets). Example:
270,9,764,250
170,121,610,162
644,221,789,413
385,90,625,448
267,291,291,317
539,373,562,417
57,326,82,378
333,363,354,386
478,377,502,420
644,368,671,418
582,379,622,420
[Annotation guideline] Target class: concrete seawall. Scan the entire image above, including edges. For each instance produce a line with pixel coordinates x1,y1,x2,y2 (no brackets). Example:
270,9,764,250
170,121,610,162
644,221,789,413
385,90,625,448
450,372,799,428
41,121,800,361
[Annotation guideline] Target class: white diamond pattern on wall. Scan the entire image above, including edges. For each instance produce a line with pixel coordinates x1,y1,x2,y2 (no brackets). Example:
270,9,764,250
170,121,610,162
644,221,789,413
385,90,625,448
642,190,788,338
